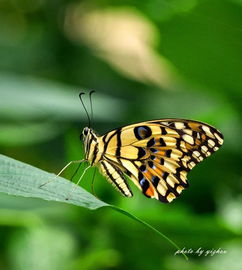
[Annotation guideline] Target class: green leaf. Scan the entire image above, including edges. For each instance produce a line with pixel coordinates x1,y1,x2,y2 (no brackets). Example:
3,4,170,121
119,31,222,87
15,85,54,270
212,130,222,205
0,154,107,209
0,154,188,260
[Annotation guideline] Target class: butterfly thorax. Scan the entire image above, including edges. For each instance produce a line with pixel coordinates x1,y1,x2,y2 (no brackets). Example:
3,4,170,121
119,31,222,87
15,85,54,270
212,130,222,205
82,127,103,165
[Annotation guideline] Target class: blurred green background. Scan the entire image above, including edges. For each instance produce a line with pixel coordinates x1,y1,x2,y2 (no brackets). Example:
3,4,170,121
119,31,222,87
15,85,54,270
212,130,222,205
0,0,242,269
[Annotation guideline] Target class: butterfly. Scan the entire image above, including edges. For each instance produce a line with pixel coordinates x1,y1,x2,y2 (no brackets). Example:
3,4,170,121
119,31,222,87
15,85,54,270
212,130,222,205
82,118,223,203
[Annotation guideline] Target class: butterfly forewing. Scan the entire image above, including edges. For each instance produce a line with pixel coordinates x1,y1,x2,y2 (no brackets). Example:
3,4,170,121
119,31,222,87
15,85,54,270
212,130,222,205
100,119,223,203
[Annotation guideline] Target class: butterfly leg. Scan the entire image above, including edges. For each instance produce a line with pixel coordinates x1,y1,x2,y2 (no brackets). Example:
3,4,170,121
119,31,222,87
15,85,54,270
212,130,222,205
39,159,86,188
90,167,101,200
65,164,91,200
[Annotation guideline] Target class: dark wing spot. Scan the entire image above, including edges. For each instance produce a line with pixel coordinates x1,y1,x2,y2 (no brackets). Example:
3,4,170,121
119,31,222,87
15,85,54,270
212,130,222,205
139,178,150,193
150,155,156,160
140,165,147,172
137,147,146,159
166,149,172,158
169,122,176,128
159,138,166,146
158,194,169,203
134,126,152,140
161,127,167,135
192,131,198,138
148,161,155,169
184,122,190,129
175,138,180,148
160,158,164,165
147,137,155,147
152,176,160,187
138,172,144,181
150,148,158,153
162,172,169,180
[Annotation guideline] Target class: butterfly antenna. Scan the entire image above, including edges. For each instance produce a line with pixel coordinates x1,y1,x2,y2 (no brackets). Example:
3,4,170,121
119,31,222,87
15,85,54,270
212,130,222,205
89,90,95,121
79,92,91,127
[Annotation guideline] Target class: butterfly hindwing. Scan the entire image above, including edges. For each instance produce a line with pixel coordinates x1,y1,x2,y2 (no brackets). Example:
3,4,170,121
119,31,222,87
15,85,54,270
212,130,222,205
101,119,223,203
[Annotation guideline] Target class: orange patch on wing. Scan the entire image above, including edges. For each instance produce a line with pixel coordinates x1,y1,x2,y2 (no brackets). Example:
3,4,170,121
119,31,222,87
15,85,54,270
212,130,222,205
195,138,201,145
144,171,152,179
201,134,206,140
145,186,155,197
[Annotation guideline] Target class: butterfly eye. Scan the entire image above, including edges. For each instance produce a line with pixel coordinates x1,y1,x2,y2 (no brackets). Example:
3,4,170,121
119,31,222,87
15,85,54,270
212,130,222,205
83,127,89,136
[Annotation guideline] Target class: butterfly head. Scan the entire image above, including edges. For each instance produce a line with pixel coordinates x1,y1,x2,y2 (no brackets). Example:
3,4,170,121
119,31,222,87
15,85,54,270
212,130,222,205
81,127,92,145
82,127,90,137
81,127,99,164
